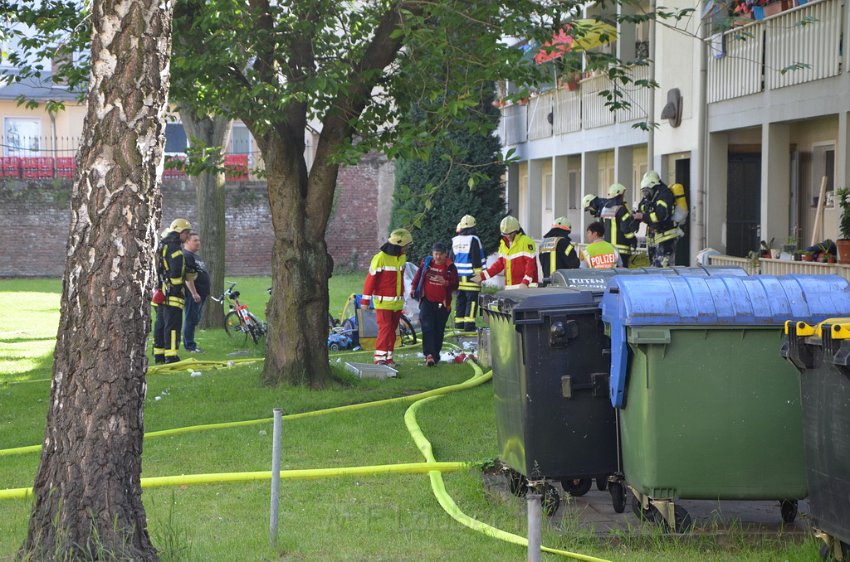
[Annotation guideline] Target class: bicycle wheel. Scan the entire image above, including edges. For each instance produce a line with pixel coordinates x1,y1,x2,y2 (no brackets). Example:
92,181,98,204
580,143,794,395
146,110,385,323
398,315,417,346
224,310,248,344
246,312,265,344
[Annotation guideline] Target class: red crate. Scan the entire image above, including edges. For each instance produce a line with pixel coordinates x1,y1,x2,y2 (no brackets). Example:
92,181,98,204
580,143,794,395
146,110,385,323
21,157,54,179
1,156,21,178
55,157,77,178
163,156,186,179
224,154,249,181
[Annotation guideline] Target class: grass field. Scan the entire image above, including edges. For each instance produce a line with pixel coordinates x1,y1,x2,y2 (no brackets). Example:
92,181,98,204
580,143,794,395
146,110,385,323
0,275,823,561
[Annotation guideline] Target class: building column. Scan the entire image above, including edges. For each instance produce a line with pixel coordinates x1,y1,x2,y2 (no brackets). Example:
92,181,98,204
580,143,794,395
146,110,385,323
706,132,728,252
614,145,635,202
839,111,850,189
761,122,791,248
553,155,570,219
581,151,600,235
528,159,544,238
506,163,520,216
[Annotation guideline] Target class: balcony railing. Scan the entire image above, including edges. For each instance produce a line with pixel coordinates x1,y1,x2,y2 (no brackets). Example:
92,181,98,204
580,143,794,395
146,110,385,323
708,254,850,282
502,66,651,146
707,0,843,103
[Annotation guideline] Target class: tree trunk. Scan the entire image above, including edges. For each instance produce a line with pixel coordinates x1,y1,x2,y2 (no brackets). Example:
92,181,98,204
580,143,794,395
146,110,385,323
20,1,172,560
262,135,333,387
178,110,231,329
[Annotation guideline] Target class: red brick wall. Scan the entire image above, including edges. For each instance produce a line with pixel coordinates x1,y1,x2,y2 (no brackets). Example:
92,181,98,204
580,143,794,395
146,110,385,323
0,157,392,277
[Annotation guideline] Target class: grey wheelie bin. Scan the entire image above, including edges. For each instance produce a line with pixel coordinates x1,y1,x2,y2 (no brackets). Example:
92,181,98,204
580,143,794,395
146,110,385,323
783,318,850,560
482,288,616,511
601,274,850,532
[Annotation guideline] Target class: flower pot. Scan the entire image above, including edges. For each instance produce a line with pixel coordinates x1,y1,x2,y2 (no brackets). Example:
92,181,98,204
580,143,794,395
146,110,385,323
801,254,814,262
836,239,850,264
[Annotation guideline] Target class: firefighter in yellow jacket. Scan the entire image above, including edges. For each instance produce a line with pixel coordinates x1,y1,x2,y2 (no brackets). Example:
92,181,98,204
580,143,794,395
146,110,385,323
153,218,195,364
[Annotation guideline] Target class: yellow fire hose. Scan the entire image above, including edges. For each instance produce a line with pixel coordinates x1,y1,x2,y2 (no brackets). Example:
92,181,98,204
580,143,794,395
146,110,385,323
0,359,489,457
404,364,611,562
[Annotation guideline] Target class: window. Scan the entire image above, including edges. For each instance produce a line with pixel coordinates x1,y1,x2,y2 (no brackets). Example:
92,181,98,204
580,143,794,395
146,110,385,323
230,124,252,154
4,118,41,156
164,123,188,154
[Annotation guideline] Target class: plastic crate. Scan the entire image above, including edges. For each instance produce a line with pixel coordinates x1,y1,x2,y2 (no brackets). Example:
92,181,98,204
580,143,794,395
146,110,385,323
21,157,53,179
0,156,21,178
224,154,249,181
55,157,77,178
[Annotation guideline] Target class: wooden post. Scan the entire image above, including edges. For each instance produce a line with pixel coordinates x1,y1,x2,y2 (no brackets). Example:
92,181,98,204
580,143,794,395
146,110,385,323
810,176,829,246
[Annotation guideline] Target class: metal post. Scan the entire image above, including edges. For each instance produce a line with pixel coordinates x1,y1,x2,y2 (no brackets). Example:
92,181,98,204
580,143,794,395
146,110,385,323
526,487,542,562
269,408,283,547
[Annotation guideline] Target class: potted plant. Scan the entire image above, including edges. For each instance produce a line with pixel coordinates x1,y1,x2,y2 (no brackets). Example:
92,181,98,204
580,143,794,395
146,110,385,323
836,187,850,264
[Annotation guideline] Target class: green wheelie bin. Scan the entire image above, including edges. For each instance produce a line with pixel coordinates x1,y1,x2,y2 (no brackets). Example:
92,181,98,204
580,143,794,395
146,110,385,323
782,318,850,560
601,274,850,532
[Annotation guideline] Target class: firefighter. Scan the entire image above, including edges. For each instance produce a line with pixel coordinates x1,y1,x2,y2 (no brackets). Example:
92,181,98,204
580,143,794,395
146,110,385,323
471,216,538,288
600,183,639,268
153,218,195,364
582,193,604,218
450,214,484,332
538,216,580,281
633,170,680,267
361,228,413,366
579,221,621,269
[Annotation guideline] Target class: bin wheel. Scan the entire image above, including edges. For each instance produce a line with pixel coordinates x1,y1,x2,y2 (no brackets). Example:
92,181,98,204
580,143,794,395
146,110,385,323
630,495,659,523
542,484,561,517
669,505,693,533
609,482,626,514
507,470,527,497
561,478,593,497
596,476,608,491
780,499,798,523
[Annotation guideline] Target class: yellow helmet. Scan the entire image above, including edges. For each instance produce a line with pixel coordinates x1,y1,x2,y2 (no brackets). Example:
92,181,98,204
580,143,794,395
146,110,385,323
641,170,661,189
388,228,413,246
457,215,477,230
552,217,571,231
608,183,627,197
500,215,521,235
582,194,597,209
169,218,192,233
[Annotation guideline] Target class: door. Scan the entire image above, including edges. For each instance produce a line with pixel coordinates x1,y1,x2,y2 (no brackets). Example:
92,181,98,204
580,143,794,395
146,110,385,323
674,159,691,265
726,153,762,257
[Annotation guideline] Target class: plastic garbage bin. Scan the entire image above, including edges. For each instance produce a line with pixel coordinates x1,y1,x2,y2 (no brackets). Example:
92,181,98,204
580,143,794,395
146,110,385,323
601,274,850,532
481,288,616,509
783,319,850,559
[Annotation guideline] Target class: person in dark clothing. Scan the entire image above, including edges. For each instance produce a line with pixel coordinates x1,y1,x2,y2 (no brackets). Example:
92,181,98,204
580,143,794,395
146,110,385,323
153,218,193,364
634,170,681,267
450,215,484,332
600,183,639,268
538,216,580,281
411,242,459,367
182,232,210,353
582,194,605,218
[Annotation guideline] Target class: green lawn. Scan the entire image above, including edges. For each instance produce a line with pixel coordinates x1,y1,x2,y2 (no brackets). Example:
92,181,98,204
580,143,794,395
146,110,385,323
0,275,823,561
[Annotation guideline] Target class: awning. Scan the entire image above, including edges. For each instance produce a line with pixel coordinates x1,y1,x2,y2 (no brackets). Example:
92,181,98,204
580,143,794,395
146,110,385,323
534,20,618,64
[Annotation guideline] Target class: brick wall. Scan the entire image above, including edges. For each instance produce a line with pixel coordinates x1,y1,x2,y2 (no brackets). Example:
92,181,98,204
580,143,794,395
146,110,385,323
0,157,394,277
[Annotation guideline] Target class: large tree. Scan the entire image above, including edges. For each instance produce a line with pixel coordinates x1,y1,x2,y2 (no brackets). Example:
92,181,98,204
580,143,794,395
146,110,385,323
391,86,506,263
19,0,173,559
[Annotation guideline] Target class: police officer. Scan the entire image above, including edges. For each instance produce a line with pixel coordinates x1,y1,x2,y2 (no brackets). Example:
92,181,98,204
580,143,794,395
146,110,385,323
538,217,579,281
600,183,639,268
153,218,195,364
633,171,680,267
579,221,621,269
450,215,484,332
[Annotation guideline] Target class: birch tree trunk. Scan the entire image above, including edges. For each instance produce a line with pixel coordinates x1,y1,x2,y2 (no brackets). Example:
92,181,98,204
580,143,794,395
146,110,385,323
21,0,172,559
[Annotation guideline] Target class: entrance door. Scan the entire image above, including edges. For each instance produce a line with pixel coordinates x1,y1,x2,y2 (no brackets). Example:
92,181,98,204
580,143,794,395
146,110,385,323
674,159,691,265
726,153,762,257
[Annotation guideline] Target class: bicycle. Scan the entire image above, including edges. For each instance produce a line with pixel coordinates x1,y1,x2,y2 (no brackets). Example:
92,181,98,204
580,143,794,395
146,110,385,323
211,281,267,344
327,293,417,349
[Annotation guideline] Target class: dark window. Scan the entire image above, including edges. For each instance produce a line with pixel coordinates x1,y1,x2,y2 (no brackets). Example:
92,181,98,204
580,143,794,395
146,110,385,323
165,123,187,154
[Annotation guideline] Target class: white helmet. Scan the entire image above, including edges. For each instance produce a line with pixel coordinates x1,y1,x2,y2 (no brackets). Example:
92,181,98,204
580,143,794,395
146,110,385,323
641,170,661,189
388,228,413,246
500,215,521,235
608,183,627,197
582,194,597,209
552,217,571,231
457,215,476,230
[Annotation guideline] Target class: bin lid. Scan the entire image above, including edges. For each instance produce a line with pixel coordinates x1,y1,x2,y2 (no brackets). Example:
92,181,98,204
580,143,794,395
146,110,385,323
602,274,850,408
601,274,850,327
550,265,748,293
481,287,596,325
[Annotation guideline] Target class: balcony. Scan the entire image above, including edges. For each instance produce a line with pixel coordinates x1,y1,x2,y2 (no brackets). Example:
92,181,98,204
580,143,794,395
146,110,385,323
708,254,850,281
498,66,651,147
707,0,843,103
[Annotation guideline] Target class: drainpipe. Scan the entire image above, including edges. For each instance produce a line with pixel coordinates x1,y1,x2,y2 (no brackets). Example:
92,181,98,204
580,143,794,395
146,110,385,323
48,109,58,157
647,0,656,169
696,3,708,253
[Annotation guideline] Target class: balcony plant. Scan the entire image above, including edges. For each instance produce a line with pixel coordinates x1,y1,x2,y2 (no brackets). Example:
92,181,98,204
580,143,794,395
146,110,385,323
836,187,850,264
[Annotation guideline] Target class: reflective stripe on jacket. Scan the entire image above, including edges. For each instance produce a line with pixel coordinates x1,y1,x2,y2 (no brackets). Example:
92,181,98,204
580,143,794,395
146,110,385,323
362,251,407,311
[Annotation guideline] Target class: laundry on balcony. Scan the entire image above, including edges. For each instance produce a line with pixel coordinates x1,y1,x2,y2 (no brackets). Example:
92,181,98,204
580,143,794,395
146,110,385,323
533,20,617,65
